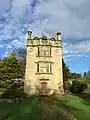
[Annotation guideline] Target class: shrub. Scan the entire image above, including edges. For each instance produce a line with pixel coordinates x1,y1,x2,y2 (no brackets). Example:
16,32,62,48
70,80,88,93
0,85,26,99
63,81,72,93
0,88,5,92
85,78,90,84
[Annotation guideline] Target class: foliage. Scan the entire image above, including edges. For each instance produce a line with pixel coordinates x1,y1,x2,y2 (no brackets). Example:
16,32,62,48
0,53,24,80
85,79,90,85
0,84,25,99
63,81,72,93
15,47,26,74
70,80,88,93
83,68,90,81
0,52,25,94
70,73,82,79
62,59,82,81
16,47,26,59
0,80,13,88
0,88,5,94
83,72,87,78
62,59,71,81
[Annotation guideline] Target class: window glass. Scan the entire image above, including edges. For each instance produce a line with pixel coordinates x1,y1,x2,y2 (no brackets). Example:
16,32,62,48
37,62,51,73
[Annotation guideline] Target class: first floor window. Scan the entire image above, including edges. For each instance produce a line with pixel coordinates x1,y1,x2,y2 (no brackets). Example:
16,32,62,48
37,62,52,73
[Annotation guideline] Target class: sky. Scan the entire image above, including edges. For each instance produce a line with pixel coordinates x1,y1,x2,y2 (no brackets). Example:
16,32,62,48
0,0,90,75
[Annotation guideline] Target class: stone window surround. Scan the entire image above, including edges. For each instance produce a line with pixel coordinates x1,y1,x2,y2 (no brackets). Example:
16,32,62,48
35,61,54,74
37,46,51,57
39,79,49,81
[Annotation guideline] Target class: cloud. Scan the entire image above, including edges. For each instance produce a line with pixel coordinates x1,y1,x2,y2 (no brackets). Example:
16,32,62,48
0,44,4,48
0,0,11,13
63,40,90,62
11,0,32,22
31,0,90,38
0,0,90,63
4,51,9,57
63,40,90,55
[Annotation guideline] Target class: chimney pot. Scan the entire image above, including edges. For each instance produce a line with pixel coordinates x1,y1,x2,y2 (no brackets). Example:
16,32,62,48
27,31,32,39
57,32,61,40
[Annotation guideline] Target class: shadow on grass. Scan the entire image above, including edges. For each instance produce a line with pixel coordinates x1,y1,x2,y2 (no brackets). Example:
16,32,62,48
54,98,90,120
40,96,75,120
0,95,40,120
74,93,90,105
12,96,40,120
55,99,79,112
0,112,12,120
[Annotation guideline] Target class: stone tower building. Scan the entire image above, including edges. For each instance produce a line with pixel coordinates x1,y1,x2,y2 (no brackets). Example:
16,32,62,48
24,31,64,95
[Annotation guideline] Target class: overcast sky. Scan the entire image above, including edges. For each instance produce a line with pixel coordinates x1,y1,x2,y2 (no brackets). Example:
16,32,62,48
0,0,90,74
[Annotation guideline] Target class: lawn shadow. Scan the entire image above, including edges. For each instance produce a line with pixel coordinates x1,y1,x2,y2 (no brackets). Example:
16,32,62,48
54,98,80,112
40,97,75,120
74,93,90,105
54,98,90,120
54,99,81,120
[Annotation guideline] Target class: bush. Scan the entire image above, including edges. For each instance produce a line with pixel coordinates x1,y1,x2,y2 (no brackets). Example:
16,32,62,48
0,88,5,92
70,80,88,93
63,81,72,93
85,78,90,84
0,85,27,99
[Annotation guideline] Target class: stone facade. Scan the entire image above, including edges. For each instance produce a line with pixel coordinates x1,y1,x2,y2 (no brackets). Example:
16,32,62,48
24,31,64,95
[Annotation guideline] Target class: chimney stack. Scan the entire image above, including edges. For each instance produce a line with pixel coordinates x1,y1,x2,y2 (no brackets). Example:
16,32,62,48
27,31,32,39
57,32,61,40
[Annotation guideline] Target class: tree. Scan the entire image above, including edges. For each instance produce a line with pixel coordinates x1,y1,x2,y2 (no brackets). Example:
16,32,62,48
87,68,90,77
0,52,24,89
70,80,88,93
16,47,26,60
70,72,82,79
83,72,87,78
62,58,71,81
14,47,26,75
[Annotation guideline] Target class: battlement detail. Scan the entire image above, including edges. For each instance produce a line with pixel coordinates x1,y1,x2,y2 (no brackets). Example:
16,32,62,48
27,39,62,47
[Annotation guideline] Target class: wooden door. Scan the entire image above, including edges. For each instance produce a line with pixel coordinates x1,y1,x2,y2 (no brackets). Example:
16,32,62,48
41,82,47,95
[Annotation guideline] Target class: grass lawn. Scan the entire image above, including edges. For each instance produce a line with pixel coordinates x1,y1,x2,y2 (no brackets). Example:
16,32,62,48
0,94,90,120
0,96,40,120
54,94,90,120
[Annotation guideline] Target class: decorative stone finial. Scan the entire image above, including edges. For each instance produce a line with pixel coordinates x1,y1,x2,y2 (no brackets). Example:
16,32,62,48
57,32,61,40
57,32,61,35
27,31,32,39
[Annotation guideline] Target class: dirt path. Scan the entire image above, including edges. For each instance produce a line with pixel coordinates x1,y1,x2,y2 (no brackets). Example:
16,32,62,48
40,96,75,120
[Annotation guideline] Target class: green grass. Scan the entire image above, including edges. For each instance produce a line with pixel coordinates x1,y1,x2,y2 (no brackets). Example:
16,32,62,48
0,96,40,120
0,95,90,120
0,96,74,120
54,95,90,120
